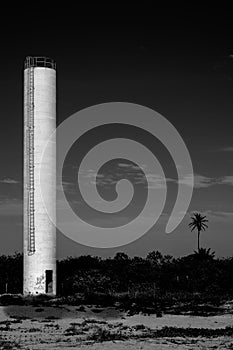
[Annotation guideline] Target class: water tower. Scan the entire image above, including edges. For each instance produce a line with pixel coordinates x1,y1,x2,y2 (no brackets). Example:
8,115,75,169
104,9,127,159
23,56,56,295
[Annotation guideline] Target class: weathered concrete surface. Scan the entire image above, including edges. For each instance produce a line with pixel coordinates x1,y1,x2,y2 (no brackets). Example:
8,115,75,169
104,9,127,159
23,65,56,295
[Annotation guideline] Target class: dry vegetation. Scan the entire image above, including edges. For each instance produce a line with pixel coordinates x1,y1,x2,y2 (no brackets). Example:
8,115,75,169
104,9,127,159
1,250,233,348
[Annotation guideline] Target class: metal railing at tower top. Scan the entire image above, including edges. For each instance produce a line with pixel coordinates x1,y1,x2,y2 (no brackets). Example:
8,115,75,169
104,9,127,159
24,56,56,70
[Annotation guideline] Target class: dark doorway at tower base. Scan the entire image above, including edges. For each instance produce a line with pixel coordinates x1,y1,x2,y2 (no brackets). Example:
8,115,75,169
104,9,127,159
45,270,53,294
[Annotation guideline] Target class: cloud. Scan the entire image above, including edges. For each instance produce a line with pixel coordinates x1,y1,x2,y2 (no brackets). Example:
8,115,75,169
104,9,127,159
0,178,19,184
218,176,233,186
201,210,233,222
220,147,233,152
192,174,211,188
118,163,132,168
118,163,144,170
181,210,233,223
178,174,214,188
62,181,78,194
78,164,233,191
209,210,233,218
80,163,147,188
56,179,78,195
80,171,216,190
114,171,220,190
178,174,233,189
145,174,167,189
0,198,22,216
84,173,105,179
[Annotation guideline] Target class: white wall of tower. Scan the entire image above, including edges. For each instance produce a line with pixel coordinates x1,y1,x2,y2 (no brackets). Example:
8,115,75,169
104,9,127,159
23,67,56,295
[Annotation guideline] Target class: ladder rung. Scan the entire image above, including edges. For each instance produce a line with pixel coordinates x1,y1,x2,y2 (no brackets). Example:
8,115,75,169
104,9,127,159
27,68,35,255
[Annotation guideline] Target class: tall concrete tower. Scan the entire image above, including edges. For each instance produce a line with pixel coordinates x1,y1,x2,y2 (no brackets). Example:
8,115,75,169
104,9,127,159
23,57,56,295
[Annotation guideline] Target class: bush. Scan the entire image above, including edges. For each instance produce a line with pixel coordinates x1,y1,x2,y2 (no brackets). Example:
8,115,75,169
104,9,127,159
88,327,125,342
0,294,23,306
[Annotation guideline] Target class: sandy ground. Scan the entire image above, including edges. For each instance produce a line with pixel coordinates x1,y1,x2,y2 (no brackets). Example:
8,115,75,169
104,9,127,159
1,305,233,349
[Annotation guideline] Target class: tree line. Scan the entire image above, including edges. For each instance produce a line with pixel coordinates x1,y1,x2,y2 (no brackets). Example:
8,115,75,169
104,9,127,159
0,213,231,301
1,249,233,297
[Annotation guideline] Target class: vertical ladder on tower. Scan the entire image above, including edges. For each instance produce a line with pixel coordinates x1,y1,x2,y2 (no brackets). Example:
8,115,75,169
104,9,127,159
27,67,36,255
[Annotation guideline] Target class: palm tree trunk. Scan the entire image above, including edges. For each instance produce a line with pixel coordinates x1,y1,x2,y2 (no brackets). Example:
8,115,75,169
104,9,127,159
197,230,200,251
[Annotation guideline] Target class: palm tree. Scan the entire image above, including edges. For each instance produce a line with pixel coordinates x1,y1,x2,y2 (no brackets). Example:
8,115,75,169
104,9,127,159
188,212,208,251
194,247,215,260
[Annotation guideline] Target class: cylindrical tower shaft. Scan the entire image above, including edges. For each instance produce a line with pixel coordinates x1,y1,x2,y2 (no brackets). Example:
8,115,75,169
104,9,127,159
23,57,56,295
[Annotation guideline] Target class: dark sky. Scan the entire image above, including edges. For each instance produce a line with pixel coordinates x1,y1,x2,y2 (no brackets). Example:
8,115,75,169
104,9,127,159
0,4,233,258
